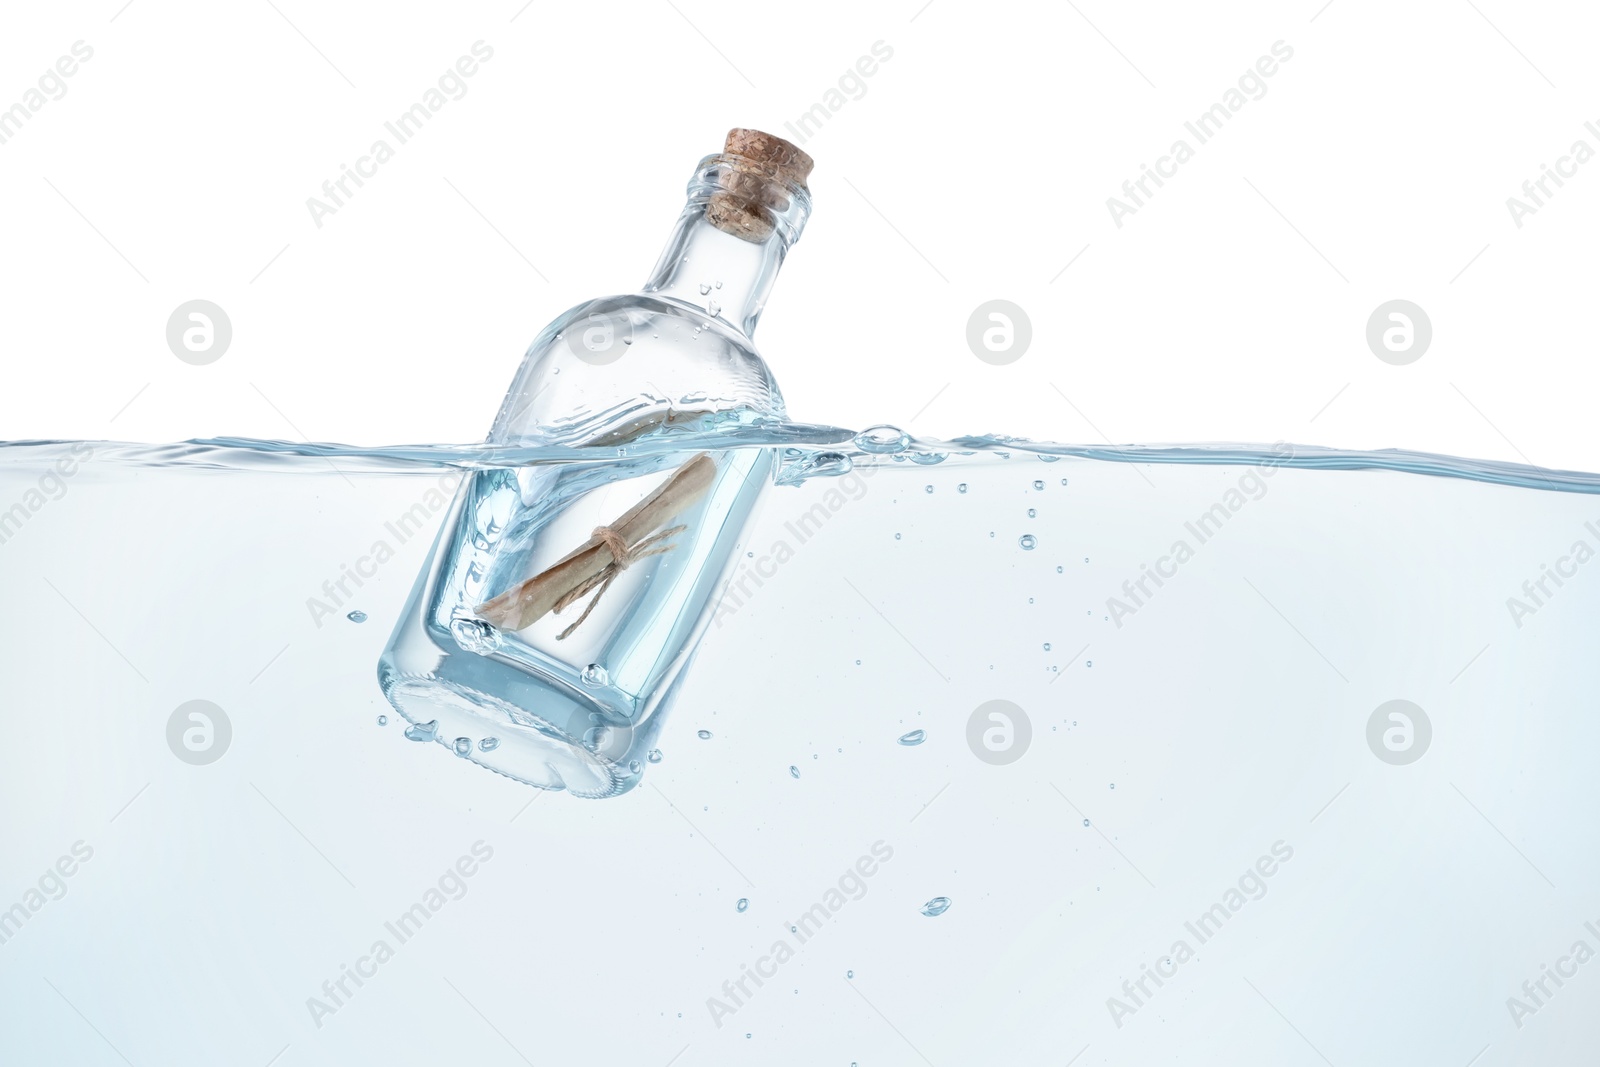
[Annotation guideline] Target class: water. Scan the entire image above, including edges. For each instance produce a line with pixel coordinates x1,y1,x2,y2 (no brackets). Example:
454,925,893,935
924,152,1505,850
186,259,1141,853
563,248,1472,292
4,425,1600,1065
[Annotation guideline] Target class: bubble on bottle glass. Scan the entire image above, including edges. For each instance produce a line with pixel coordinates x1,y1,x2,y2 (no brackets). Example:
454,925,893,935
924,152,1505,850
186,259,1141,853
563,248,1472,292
376,714,387,726
1057,565,1064,573
1027,508,1037,518
1044,642,1052,651
453,737,473,757
698,730,712,740
699,282,712,294
737,897,749,912
629,760,642,774
898,729,926,746
789,765,800,778
648,748,663,763
957,483,968,493
921,897,952,917
451,617,502,655
581,663,609,687
346,610,367,623
1083,818,1091,827
854,424,911,454
925,484,934,493
847,970,854,978
405,720,439,743
707,300,721,317
479,736,500,752
1019,534,1037,550
1033,480,1045,490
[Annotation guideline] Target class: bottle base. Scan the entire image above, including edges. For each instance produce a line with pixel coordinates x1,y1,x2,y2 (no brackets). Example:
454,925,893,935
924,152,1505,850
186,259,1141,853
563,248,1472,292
381,673,641,798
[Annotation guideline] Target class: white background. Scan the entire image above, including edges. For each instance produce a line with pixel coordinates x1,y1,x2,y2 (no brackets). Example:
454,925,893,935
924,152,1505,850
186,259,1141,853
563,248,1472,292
2,0,1597,469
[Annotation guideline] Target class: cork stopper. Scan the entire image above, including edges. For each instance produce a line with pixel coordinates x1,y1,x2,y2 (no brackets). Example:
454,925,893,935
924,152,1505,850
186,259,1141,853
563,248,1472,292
706,128,814,243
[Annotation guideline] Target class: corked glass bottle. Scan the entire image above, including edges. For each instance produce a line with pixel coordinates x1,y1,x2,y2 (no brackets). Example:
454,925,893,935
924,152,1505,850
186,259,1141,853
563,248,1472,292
378,130,813,797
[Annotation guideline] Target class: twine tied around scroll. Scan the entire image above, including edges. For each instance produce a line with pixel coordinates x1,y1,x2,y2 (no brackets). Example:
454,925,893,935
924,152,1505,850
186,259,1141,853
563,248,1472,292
473,452,717,638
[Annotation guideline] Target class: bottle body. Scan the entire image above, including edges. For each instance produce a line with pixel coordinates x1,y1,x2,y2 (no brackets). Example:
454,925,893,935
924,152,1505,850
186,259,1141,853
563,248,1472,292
378,140,811,796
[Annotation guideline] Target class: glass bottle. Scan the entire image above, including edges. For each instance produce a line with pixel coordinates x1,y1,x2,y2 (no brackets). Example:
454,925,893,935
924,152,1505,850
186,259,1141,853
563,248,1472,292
377,129,813,797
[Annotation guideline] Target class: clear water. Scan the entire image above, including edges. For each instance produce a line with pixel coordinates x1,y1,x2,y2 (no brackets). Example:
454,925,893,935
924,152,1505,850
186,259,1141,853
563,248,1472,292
3,425,1598,1065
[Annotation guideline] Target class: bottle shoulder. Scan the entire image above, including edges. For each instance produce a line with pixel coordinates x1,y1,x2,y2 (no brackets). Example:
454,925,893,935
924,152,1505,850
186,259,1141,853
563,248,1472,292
490,294,785,445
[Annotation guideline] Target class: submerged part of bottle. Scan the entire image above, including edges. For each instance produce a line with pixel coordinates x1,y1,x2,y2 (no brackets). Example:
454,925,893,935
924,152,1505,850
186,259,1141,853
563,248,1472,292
378,130,813,798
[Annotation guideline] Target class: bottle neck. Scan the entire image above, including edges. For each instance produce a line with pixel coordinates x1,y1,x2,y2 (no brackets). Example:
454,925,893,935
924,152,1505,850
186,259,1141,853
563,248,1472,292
641,155,810,337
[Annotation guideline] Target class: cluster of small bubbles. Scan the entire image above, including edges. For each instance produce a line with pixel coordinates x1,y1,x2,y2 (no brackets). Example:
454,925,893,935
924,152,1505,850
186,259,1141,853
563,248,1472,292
697,729,712,740
1019,534,1037,550
480,737,500,752
789,765,800,778
376,714,388,726
404,720,439,742
898,729,926,746
346,610,367,623
1033,480,1045,490
957,483,968,493
648,748,663,763
737,897,749,912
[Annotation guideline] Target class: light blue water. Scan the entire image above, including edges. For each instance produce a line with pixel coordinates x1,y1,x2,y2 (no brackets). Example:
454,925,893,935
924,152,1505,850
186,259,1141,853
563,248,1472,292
1,427,1598,1065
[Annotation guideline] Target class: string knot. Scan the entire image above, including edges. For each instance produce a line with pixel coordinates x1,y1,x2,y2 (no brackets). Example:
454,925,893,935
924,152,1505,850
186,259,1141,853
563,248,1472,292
549,523,687,639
